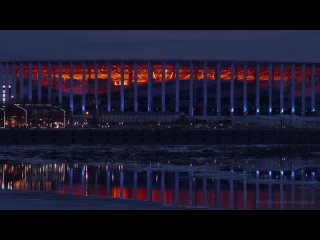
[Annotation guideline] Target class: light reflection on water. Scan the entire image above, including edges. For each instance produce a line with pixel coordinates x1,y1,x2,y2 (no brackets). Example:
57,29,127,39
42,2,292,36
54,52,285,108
0,160,319,210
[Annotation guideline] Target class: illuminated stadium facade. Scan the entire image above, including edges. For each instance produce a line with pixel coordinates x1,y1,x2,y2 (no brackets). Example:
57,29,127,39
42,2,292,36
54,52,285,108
0,59,320,119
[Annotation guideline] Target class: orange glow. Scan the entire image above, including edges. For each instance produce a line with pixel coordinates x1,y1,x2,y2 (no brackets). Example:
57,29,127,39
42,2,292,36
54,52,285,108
111,186,129,199
14,64,316,95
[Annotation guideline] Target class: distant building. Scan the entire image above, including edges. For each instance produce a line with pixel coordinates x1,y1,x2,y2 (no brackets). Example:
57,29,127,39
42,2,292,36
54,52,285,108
0,60,319,119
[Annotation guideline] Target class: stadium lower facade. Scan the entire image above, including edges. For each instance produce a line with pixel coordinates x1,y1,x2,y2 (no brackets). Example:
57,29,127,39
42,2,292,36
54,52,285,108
0,59,320,119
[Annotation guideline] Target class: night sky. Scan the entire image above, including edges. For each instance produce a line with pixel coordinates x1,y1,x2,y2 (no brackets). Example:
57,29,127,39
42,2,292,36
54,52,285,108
1,30,320,62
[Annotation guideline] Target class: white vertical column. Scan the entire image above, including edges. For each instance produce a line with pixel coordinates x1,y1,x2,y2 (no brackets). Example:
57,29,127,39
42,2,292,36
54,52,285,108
215,178,220,209
20,63,24,102
311,64,316,112
161,62,166,113
12,63,16,102
291,64,295,115
58,62,63,106
280,63,284,114
120,169,124,199
69,167,73,194
202,178,207,207
230,63,235,116
120,62,125,112
268,173,272,209
160,170,165,205
302,64,306,116
268,63,273,115
5,63,10,103
243,63,248,115
188,170,193,206
189,62,194,117
290,171,295,210
203,62,208,117
175,62,180,113
94,170,98,196
107,62,111,112
301,168,306,209
134,62,138,112
147,62,152,112
28,62,32,103
82,62,86,115
280,171,284,209
216,62,221,116
37,63,42,103
256,63,260,115
81,167,85,195
94,62,99,111
311,172,316,209
48,62,52,104
255,182,260,210
243,174,247,209
230,177,234,210
106,169,111,196
133,171,138,200
174,171,179,206
70,62,74,114
147,169,152,201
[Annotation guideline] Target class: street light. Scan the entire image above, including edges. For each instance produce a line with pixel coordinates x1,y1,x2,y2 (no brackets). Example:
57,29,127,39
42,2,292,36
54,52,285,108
15,104,28,127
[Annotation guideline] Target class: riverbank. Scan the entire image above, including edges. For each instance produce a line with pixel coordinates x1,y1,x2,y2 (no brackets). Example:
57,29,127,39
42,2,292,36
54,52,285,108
0,128,319,145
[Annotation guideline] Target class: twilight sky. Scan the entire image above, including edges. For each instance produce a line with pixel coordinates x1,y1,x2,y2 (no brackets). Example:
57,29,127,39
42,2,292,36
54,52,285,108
0,30,320,62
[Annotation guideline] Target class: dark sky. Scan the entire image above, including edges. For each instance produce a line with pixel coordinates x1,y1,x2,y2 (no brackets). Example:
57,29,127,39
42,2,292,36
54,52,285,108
1,30,320,62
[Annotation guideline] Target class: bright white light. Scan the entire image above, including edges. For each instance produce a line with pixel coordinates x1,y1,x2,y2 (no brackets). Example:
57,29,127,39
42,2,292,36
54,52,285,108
269,170,272,176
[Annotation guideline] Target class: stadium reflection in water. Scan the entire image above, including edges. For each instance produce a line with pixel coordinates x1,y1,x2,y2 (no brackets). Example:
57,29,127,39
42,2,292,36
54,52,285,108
0,161,319,209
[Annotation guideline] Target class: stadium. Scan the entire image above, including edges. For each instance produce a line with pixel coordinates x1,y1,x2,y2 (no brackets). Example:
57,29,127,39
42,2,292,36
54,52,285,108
0,59,320,127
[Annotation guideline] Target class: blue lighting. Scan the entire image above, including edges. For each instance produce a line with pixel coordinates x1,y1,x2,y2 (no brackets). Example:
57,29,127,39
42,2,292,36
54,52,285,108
70,168,74,179
243,106,247,113
291,171,295,178
256,108,260,113
312,108,315,112
121,102,124,112
256,170,260,175
291,107,295,113
269,107,272,113
70,101,74,112
82,105,85,112
231,108,234,113
280,170,284,176
269,170,272,176
280,108,284,113
312,172,315,177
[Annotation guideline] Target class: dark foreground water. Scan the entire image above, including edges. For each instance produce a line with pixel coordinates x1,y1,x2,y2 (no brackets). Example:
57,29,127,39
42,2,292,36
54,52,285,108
0,145,319,210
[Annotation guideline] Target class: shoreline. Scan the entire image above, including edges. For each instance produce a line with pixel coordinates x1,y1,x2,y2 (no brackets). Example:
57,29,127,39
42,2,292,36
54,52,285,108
0,128,319,145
